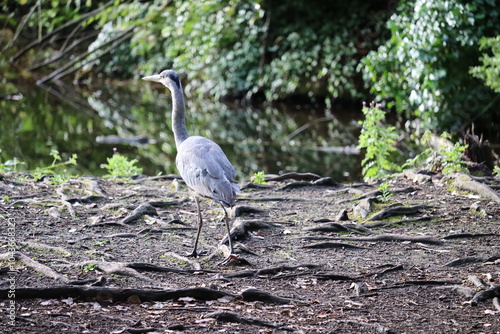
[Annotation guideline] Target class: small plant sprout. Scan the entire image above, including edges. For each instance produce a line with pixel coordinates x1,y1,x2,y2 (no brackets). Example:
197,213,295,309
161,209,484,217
82,263,98,273
0,157,25,173
493,165,500,177
252,171,267,184
103,148,143,179
377,181,393,203
94,240,108,246
31,150,78,185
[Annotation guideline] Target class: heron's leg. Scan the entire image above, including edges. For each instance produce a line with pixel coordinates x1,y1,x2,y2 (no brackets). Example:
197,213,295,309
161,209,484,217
220,204,233,255
188,196,203,257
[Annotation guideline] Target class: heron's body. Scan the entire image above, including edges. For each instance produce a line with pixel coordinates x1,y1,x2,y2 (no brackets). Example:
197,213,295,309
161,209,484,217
176,136,239,207
143,69,239,260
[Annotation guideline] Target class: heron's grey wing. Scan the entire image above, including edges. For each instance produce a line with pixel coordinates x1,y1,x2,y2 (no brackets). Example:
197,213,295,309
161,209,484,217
176,137,239,206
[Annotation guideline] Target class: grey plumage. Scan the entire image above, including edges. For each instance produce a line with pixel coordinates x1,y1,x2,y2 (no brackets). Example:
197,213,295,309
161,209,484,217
142,69,239,259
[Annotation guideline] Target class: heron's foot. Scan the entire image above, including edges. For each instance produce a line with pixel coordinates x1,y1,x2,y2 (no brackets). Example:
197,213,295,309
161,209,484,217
218,254,249,266
186,250,202,258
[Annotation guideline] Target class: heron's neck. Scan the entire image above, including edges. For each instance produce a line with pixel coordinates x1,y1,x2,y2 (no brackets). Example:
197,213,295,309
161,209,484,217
170,85,189,148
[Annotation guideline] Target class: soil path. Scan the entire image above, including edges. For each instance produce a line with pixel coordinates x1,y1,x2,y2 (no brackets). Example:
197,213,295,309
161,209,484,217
1,171,499,333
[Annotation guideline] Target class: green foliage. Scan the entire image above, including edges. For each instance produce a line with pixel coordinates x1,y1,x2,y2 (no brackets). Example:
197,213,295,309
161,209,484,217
0,155,24,173
493,165,500,176
82,263,98,273
361,0,500,131
103,153,143,178
377,181,393,203
31,150,78,185
404,131,469,174
252,171,267,184
470,36,500,93
79,0,387,101
357,102,402,181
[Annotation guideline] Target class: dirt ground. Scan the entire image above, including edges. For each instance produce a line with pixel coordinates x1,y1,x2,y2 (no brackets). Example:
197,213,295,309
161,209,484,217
1,171,499,333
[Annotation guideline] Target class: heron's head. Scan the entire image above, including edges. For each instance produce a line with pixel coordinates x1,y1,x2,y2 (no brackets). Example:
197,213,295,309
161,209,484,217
142,69,181,91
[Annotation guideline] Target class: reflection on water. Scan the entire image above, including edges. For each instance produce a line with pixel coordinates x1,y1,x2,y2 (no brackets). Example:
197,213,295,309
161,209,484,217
0,80,363,182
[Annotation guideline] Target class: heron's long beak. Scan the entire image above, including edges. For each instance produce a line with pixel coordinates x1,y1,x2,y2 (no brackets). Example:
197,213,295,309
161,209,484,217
142,74,161,82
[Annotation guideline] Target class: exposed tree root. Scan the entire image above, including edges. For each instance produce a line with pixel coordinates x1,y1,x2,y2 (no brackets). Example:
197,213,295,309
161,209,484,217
278,177,339,191
222,219,277,242
327,318,398,334
0,286,236,302
265,172,321,182
313,273,359,281
20,241,72,257
119,203,158,224
317,234,443,245
444,255,500,267
367,205,433,221
443,232,499,240
305,222,370,234
240,288,305,305
72,261,157,283
0,251,68,282
223,264,320,278
470,285,500,306
205,310,295,331
364,216,440,229
302,242,368,250
126,262,216,275
233,205,266,217
452,174,500,202
362,264,404,278
335,187,418,205
164,252,202,271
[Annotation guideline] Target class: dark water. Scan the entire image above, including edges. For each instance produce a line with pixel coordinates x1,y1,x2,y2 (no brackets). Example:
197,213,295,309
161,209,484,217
0,80,363,182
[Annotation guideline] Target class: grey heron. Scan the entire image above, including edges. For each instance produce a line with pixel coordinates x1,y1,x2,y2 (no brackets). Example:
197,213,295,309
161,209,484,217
142,70,239,261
